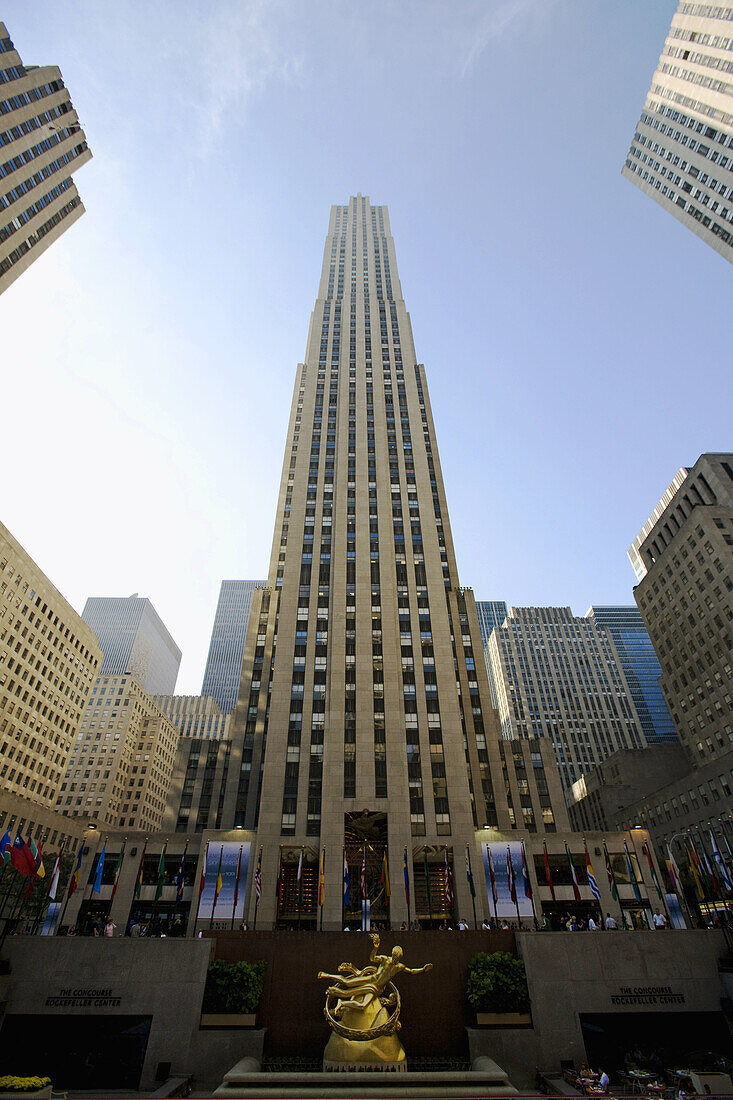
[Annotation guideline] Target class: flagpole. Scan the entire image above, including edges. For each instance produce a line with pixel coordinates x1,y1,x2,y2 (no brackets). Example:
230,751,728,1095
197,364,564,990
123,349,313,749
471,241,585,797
466,845,478,929
276,844,283,927
0,875,27,948
193,841,209,936
319,847,325,931
509,846,521,929
423,852,433,926
107,840,126,920
211,844,224,929
522,841,536,927
231,845,243,931
404,848,411,928
253,847,262,930
82,831,102,932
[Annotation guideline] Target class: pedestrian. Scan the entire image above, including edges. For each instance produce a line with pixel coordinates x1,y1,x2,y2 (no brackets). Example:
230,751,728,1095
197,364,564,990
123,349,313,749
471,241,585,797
481,917,492,930
457,917,468,930
130,919,141,938
542,914,552,932
652,909,668,929
399,921,408,931
103,918,116,937
598,1069,610,1093
605,912,618,930
588,915,599,931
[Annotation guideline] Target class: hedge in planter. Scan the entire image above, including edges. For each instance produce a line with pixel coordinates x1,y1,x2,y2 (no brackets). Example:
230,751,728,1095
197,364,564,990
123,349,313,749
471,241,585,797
203,959,266,1015
0,1078,52,1093
466,951,530,1014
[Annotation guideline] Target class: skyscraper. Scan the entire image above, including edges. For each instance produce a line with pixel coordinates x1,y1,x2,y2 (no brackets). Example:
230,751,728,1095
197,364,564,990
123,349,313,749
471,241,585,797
475,600,508,649
222,196,514,928
201,580,266,713
585,606,678,745
622,0,733,263
0,22,92,294
82,596,181,695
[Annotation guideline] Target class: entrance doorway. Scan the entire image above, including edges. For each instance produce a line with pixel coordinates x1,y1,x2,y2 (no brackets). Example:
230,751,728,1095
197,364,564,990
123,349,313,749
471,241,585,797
344,810,389,929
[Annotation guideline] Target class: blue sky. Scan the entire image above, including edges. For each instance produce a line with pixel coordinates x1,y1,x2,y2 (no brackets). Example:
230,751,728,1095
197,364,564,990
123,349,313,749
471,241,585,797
2,1,730,693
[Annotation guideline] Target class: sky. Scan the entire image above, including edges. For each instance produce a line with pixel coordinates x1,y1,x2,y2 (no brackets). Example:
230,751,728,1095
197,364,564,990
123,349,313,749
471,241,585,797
2,0,730,694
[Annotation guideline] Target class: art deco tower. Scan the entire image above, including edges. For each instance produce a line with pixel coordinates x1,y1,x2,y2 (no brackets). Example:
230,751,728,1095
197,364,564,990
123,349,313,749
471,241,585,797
225,197,509,929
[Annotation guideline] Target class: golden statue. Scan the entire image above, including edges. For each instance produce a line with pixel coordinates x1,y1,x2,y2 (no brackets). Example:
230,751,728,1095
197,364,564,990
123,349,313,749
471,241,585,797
317,933,432,1069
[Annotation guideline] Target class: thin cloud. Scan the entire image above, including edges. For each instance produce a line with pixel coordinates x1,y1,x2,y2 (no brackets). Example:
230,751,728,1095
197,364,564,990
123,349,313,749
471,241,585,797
460,0,562,76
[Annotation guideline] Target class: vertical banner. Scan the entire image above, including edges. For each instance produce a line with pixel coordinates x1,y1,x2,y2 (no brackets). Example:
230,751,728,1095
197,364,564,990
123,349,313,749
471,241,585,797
199,842,250,920
665,892,686,929
482,842,533,919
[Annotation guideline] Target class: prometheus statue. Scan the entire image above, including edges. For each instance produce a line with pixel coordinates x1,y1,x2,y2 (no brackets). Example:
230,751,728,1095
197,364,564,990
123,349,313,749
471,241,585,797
317,932,432,1070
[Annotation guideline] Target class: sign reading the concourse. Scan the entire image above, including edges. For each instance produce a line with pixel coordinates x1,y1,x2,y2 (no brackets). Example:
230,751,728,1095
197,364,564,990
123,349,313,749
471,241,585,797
45,987,122,1008
610,986,685,1007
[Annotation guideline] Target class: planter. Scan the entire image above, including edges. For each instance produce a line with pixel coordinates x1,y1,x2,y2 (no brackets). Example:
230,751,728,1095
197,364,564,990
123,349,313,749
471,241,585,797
200,1013,256,1029
476,1011,532,1027
0,1090,52,1100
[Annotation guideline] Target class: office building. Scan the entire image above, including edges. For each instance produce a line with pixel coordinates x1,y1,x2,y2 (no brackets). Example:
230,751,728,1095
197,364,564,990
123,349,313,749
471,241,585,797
59,674,179,832
201,580,266,713
0,21,92,294
82,595,181,695
154,694,232,833
622,0,733,263
0,519,101,811
487,606,647,790
475,600,508,648
567,744,690,833
586,606,678,744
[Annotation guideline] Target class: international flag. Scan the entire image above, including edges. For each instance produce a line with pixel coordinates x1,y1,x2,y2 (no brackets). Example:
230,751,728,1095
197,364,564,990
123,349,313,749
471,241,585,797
423,852,433,911
212,846,224,914
521,841,533,901
666,845,684,898
233,846,243,914
624,841,642,903
543,842,555,901
343,852,351,907
0,828,11,868
68,845,83,897
175,845,187,903
134,844,147,900
584,843,601,902
361,846,367,901
110,845,125,902
466,846,476,899
28,837,45,879
92,842,106,895
487,847,498,906
403,849,410,906
154,844,167,902
687,843,705,899
317,848,325,907
381,850,391,900
296,848,304,909
710,831,733,893
643,842,665,898
255,848,262,905
276,851,283,905
603,843,618,901
11,833,34,877
444,850,454,909
565,843,581,902
507,846,517,905
48,844,64,901
199,846,207,901
699,839,720,897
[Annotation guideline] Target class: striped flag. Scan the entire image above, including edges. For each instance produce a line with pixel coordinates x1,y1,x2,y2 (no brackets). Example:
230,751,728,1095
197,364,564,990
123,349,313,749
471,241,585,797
506,846,517,905
603,842,618,901
543,842,555,901
624,840,642,903
361,846,367,901
212,846,224,915
444,850,454,909
48,844,64,901
175,844,187,903
403,849,410,906
565,843,581,902
466,846,476,898
255,848,262,903
584,843,601,902
68,845,83,897
318,848,326,907
487,847,498,906
110,845,125,902
381,850,390,899
643,842,664,899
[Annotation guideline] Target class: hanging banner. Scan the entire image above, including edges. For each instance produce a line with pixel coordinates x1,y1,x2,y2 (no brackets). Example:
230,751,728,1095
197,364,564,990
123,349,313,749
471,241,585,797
199,842,250,921
665,892,686,929
482,842,534,919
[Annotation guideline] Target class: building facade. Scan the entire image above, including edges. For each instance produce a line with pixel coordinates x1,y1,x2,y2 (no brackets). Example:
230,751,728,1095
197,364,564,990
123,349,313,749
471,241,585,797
82,596,181,696
622,0,733,263
154,694,232,833
0,21,92,294
586,606,678,744
58,674,179,832
201,580,266,714
487,606,647,790
0,519,102,811
475,600,508,649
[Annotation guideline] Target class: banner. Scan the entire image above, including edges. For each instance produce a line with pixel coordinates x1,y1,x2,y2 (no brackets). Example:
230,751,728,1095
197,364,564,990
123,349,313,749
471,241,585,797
198,842,250,921
482,842,533,918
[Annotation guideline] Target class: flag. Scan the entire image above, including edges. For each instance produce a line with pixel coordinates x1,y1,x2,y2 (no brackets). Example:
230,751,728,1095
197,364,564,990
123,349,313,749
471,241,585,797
212,846,224,914
699,837,720,896
487,847,498,906
584,843,601,902
92,842,106,895
643,842,665,898
603,844,611,897
296,848,304,909
343,852,351,907
361,846,367,901
11,833,34,877
423,853,433,911
687,843,705,899
276,850,283,904
68,845,83,897
110,845,125,902
403,849,410,906
710,831,733,893
48,844,64,901
507,846,517,905
543,842,555,901
381,850,391,899
0,828,11,868
444,850,454,909
466,846,476,898
624,841,642,903
28,837,45,879
565,843,581,902
666,845,684,898
233,846,243,913
134,843,147,900
175,845,187,903
154,844,167,902
521,841,533,901
318,848,325,907
199,846,207,900
255,848,262,905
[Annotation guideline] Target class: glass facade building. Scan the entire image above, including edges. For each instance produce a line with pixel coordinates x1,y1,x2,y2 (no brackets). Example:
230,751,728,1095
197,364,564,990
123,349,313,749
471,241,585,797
201,580,266,714
82,596,181,696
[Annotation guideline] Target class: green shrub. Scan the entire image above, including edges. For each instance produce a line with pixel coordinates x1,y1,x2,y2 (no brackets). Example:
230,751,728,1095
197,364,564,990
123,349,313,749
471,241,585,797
466,951,530,1013
0,1077,52,1093
203,959,266,1014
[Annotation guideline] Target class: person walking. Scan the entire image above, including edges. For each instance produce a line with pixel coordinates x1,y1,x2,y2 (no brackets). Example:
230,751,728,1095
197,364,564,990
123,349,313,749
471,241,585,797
652,909,668,929
103,918,116,937
605,912,618,930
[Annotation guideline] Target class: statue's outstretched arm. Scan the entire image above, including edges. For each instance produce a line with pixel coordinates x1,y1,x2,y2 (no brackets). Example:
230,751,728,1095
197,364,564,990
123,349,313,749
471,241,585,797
404,962,433,974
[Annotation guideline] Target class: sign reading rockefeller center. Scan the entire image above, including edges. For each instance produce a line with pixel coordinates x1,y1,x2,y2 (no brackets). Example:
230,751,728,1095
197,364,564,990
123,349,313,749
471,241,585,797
45,988,122,1008
610,986,685,1006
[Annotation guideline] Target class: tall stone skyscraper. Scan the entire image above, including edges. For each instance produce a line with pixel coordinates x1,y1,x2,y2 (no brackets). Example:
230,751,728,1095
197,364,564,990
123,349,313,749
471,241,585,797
0,21,92,294
201,580,266,713
224,196,509,928
622,0,733,263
